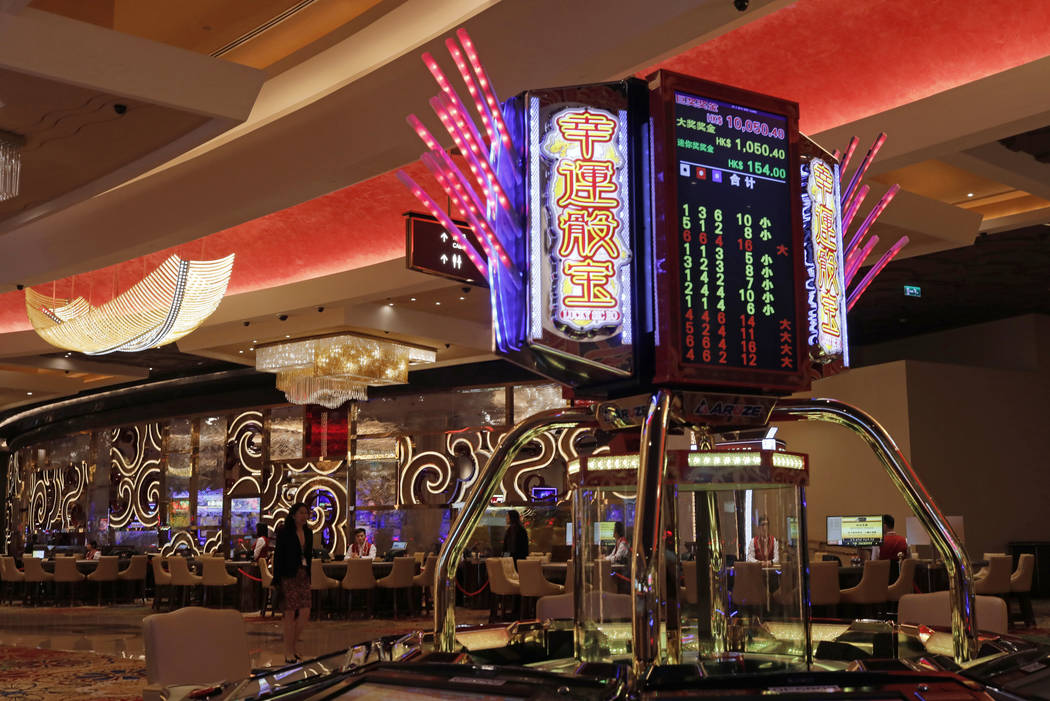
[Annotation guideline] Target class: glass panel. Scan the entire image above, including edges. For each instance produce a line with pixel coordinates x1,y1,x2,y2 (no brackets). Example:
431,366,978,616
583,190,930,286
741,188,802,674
357,387,507,435
270,405,304,460
354,458,397,508
395,508,452,555
198,416,227,530
168,417,193,454
87,432,111,544
513,383,568,421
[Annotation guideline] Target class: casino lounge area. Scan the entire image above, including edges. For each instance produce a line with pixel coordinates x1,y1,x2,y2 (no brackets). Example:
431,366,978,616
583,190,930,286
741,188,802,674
2,2,1050,700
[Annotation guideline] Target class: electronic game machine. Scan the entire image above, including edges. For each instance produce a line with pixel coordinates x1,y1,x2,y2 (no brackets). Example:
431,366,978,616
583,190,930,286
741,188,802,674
207,29,1050,701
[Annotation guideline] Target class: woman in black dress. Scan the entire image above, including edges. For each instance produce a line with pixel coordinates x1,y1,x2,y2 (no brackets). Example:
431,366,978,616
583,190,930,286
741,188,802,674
502,509,529,562
273,502,312,663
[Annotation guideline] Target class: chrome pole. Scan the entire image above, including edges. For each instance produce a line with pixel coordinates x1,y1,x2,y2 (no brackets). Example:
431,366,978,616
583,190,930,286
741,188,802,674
796,486,813,668
705,491,728,655
571,485,586,660
434,408,594,652
662,485,681,664
771,397,978,662
630,389,673,677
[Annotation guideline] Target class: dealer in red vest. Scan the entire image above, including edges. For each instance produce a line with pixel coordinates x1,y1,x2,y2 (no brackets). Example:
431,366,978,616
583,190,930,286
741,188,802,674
746,515,779,566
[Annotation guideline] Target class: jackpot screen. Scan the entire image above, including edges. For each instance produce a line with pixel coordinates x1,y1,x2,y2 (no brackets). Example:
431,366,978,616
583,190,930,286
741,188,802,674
827,515,883,547
672,90,800,378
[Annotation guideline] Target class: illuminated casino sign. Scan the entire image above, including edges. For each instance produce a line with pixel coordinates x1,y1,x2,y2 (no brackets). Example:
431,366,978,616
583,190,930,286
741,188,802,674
650,71,808,393
538,106,631,341
800,144,849,365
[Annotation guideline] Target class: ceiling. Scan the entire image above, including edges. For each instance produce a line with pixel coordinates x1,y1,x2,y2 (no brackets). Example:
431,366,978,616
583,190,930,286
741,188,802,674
1,0,1050,414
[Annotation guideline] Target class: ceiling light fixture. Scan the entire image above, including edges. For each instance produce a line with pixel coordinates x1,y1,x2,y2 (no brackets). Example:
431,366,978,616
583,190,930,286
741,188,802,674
256,333,436,408
0,129,24,202
25,254,234,355
967,192,974,197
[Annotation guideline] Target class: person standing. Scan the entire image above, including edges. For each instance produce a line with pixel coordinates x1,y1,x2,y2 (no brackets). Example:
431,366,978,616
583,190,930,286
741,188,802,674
346,528,376,559
746,516,778,566
878,514,908,561
273,503,312,664
502,510,529,562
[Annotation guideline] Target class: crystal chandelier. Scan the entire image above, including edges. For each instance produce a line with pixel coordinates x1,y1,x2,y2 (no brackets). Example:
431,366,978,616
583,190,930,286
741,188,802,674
255,334,437,408
25,254,234,355
0,130,24,202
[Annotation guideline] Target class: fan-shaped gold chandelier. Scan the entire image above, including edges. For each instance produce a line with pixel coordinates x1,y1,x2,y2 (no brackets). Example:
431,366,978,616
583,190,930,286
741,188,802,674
25,254,235,355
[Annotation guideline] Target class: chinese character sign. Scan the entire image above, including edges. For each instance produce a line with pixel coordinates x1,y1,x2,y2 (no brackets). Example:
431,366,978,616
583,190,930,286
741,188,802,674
806,157,847,360
540,107,631,341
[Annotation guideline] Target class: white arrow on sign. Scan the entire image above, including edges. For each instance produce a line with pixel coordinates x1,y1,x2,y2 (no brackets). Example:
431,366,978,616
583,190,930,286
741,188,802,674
440,253,448,264
440,232,449,242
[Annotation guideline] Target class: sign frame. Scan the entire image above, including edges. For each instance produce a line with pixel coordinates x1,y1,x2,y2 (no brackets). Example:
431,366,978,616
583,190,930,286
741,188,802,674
648,70,810,394
405,211,488,287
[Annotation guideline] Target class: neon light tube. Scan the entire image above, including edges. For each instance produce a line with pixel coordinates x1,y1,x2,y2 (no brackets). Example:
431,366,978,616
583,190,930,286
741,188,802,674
843,132,886,208
844,234,879,285
838,136,859,179
841,183,869,234
423,53,492,176
430,95,513,217
445,38,497,149
846,184,899,259
395,170,488,276
456,29,513,152
847,236,909,310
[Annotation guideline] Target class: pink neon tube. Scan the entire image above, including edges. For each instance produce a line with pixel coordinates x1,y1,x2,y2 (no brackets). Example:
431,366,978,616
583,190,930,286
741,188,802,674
844,234,879,285
847,236,909,310
840,184,869,235
846,184,899,259
838,136,860,179
395,170,488,277
422,53,492,171
456,29,513,152
843,132,886,209
445,39,497,149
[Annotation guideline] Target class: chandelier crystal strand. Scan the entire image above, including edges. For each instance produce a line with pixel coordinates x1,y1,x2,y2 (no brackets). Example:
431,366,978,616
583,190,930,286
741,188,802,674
25,254,234,354
256,334,436,407
0,130,24,202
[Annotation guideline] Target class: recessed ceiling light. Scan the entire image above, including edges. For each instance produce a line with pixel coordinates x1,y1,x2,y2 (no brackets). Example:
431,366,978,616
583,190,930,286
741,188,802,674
435,301,441,306
26,392,32,396
388,302,394,307
148,367,152,371
249,347,254,351
459,296,465,300
238,350,244,354
285,334,290,338
967,192,974,197
410,297,416,302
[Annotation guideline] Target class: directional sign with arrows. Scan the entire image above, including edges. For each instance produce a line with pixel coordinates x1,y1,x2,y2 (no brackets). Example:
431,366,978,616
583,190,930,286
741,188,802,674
405,212,488,287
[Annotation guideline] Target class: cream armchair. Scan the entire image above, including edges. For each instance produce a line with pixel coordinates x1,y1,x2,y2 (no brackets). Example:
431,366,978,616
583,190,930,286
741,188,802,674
142,607,250,701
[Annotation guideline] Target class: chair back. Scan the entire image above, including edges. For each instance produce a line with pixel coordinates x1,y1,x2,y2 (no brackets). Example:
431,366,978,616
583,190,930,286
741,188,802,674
898,591,1007,634
731,562,766,607
975,555,1012,595
1011,553,1035,593
143,607,250,686
342,558,377,590
500,557,519,582
258,559,273,589
413,555,436,588
0,556,24,583
518,559,562,597
119,555,148,581
201,557,236,586
413,552,425,566
22,556,49,583
887,557,919,601
54,556,84,583
88,556,120,582
485,557,519,596
152,556,172,585
536,592,572,620
845,559,891,604
681,560,699,605
310,558,338,590
809,561,841,606
387,557,416,588
168,556,200,586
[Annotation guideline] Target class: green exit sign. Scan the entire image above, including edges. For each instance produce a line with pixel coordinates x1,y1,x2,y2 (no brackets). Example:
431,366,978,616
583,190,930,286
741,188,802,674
904,285,922,298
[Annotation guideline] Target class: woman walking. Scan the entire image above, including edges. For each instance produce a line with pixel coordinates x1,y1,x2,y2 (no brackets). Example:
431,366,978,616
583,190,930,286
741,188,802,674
273,502,312,664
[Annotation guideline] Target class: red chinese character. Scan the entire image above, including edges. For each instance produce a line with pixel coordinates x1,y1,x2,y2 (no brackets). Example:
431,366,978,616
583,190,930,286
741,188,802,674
557,209,621,259
555,160,619,209
556,109,617,159
776,244,789,257
562,260,616,308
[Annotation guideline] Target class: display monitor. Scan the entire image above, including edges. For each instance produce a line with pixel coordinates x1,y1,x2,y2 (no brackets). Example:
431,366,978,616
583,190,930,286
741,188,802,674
230,497,260,535
594,521,616,544
170,498,191,529
826,515,883,547
32,549,45,559
650,71,808,393
390,541,408,552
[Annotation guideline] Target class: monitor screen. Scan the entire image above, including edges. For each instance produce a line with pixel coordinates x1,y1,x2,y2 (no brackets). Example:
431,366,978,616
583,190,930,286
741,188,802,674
32,549,45,559
826,515,882,547
391,541,408,552
565,522,572,546
593,521,616,544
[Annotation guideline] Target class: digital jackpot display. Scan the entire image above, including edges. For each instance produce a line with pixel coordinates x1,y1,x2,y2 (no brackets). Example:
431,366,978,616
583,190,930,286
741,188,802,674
651,71,808,393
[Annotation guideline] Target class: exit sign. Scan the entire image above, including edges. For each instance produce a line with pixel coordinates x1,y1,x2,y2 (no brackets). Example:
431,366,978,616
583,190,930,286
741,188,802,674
904,285,922,297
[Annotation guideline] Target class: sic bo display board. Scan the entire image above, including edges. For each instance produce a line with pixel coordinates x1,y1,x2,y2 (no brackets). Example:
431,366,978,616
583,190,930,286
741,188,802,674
650,70,809,393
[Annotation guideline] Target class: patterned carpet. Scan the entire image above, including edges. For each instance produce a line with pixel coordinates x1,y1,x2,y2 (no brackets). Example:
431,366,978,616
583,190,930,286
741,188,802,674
0,645,145,700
